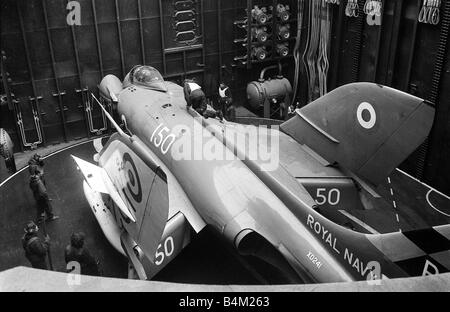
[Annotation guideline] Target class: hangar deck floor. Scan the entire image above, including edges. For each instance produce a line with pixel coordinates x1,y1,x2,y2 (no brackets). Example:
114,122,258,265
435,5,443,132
1,137,449,284
335,168,450,235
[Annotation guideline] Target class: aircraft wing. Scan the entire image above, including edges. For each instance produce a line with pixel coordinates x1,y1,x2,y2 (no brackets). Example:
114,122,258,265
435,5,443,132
203,117,319,209
72,155,136,222
72,134,206,280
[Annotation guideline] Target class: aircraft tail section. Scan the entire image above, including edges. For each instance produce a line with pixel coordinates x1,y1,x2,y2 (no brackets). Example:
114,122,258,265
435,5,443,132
281,83,435,187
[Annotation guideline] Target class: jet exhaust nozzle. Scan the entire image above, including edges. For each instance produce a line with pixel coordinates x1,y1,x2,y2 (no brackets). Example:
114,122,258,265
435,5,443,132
234,229,306,284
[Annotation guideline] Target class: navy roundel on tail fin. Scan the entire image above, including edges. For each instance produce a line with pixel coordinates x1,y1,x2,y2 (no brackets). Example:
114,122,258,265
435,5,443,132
281,83,435,187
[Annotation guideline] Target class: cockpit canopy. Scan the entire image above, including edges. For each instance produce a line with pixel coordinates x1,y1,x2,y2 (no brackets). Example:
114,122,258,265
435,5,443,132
123,65,167,92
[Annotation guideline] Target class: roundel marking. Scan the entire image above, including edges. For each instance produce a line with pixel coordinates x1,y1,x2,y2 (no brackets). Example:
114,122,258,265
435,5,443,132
357,102,376,129
122,152,142,205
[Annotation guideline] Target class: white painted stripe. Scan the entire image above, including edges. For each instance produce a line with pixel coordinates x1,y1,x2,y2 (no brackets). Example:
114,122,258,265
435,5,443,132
387,177,391,184
338,210,380,234
43,136,108,160
396,214,400,223
393,201,397,209
0,138,105,188
396,168,450,200
426,190,450,217
0,166,29,188
390,188,394,196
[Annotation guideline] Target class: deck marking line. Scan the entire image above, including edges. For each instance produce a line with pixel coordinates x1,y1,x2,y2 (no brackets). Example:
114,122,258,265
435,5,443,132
426,190,450,218
396,168,450,200
0,138,105,188
396,168,450,216
387,176,401,231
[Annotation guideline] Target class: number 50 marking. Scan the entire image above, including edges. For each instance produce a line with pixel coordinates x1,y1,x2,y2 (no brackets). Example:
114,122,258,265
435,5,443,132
151,124,176,154
315,188,341,206
154,236,175,266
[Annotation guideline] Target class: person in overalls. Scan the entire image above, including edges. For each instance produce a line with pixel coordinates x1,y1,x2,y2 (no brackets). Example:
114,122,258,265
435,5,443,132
21,221,50,270
218,83,235,121
28,154,45,184
183,79,207,115
29,166,59,223
65,232,100,276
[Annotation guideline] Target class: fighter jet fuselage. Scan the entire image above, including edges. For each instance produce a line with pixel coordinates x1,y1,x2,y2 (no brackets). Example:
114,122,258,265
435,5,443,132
117,82,354,283
74,67,447,284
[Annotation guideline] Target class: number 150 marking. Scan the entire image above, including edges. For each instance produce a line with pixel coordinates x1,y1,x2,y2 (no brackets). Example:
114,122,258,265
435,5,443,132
151,124,176,154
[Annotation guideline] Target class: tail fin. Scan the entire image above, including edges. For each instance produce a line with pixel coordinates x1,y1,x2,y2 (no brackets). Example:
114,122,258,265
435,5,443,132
368,225,450,276
281,83,435,186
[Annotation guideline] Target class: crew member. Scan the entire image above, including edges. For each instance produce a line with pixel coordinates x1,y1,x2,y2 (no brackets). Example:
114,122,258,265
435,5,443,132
218,83,231,114
287,104,296,119
218,83,236,121
65,232,100,276
29,166,58,223
183,79,207,115
22,221,50,270
28,154,45,184
287,102,301,119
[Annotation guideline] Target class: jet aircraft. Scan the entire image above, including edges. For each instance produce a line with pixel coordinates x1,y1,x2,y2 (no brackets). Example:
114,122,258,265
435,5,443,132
72,65,449,283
